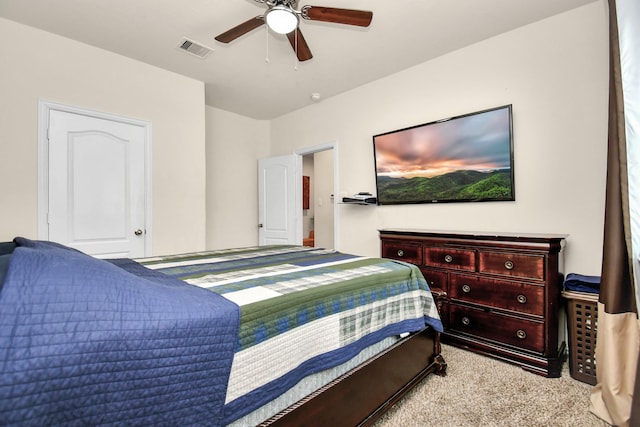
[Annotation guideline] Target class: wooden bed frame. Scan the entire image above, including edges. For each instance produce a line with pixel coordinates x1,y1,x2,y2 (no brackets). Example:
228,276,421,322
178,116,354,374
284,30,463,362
261,328,447,427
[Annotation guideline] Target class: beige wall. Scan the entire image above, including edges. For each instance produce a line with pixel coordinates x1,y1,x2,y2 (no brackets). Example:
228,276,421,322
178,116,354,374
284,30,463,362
205,106,270,249
1,2,610,277
0,17,207,255
269,3,609,276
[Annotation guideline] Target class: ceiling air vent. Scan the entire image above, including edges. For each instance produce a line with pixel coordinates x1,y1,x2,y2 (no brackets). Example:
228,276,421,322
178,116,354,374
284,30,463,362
178,38,213,59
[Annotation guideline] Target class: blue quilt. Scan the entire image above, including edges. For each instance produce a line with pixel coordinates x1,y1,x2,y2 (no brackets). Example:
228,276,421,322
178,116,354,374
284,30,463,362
0,238,240,426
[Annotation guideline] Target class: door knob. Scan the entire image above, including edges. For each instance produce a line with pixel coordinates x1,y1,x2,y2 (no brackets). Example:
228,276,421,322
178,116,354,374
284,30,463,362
134,229,143,236
258,224,264,228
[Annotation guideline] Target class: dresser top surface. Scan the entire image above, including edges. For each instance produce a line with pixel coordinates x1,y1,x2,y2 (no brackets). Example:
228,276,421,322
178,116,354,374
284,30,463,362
379,228,568,242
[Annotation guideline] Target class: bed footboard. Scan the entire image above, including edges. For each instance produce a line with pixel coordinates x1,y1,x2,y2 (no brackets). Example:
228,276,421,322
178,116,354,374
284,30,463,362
260,328,445,427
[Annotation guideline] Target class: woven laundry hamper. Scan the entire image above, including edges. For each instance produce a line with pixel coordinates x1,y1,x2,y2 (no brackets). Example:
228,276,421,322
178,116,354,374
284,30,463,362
562,290,598,385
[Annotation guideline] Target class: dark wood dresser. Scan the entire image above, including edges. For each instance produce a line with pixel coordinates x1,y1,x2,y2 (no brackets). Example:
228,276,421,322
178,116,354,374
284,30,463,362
379,229,567,377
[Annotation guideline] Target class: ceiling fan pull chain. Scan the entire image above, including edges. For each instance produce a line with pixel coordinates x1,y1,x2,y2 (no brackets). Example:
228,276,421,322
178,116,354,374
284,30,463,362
293,27,298,70
265,24,270,63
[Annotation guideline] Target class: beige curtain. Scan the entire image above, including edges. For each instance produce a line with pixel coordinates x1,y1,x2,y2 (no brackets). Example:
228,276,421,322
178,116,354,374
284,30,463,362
589,1,640,426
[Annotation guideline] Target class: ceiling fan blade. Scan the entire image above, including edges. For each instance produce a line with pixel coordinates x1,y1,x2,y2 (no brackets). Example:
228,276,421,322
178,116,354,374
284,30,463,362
286,30,313,62
302,6,373,27
215,16,265,43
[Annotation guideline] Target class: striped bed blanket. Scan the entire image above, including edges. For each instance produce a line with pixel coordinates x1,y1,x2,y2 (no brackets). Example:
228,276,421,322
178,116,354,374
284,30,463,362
138,245,443,425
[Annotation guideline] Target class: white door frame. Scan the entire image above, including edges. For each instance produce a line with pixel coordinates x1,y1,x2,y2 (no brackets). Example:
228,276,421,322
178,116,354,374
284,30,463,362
37,100,153,255
294,141,339,250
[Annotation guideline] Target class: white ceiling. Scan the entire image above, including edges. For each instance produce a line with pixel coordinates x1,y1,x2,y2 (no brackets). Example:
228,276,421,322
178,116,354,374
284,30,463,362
0,0,597,120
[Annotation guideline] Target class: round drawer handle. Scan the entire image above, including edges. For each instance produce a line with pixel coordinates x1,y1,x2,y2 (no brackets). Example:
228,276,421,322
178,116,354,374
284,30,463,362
516,329,527,339
462,284,471,293
397,249,404,257
444,254,453,263
461,316,471,326
517,294,527,304
504,260,514,270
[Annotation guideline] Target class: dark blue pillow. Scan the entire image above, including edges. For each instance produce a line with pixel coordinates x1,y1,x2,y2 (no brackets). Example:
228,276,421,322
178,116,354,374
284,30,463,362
0,242,16,256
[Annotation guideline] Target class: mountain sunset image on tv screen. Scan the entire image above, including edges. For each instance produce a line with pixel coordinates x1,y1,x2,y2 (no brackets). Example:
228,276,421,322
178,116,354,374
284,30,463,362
372,105,514,205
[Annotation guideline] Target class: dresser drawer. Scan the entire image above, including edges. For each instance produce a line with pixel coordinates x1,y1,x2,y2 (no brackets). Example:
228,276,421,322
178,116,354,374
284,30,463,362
420,269,449,329
478,251,545,281
424,247,476,272
381,241,422,265
421,269,447,292
449,304,544,353
449,273,544,317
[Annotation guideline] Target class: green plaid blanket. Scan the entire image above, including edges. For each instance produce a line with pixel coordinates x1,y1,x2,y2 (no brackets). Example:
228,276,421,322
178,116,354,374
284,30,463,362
138,245,442,423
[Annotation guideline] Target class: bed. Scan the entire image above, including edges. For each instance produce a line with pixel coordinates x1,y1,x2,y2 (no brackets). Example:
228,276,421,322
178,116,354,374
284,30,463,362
0,238,446,426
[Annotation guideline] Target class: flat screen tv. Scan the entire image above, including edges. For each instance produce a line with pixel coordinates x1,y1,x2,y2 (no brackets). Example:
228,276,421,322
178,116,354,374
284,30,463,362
373,104,514,205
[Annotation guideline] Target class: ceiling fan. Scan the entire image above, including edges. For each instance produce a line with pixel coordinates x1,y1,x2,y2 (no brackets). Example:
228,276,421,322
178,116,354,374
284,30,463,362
214,0,373,62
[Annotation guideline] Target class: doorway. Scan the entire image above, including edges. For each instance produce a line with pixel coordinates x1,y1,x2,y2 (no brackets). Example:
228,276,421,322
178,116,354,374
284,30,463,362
257,143,338,249
297,142,338,250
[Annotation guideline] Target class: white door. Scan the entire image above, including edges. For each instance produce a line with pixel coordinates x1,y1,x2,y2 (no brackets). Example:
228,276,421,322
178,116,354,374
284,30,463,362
258,155,299,245
47,109,148,258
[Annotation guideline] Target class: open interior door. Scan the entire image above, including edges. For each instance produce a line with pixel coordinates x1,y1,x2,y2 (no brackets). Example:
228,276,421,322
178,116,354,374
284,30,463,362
258,155,300,245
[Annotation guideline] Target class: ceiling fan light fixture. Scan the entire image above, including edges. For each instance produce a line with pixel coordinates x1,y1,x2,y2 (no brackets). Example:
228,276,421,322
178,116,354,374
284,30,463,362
266,5,299,34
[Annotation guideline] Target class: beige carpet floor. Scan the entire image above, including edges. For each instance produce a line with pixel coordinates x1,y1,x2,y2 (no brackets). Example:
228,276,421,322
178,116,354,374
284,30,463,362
373,344,610,427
